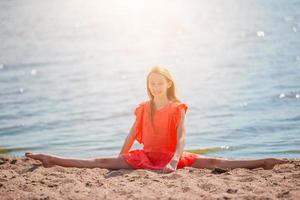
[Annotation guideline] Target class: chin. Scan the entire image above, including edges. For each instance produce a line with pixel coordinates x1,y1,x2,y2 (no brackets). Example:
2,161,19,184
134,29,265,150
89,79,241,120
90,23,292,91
154,94,163,98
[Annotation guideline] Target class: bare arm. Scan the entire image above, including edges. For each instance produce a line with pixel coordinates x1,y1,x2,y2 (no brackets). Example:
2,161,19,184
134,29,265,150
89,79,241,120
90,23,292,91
119,120,137,155
163,108,186,172
171,109,186,162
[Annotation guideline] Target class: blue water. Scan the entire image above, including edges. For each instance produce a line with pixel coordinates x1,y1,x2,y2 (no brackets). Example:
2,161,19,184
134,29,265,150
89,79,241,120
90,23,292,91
1,0,300,159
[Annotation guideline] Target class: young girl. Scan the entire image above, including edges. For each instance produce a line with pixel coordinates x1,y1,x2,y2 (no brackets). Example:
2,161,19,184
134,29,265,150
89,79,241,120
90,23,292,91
25,66,288,173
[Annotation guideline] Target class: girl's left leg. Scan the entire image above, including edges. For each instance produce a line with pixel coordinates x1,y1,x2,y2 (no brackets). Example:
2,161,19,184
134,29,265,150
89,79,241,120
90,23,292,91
25,152,133,170
191,155,289,170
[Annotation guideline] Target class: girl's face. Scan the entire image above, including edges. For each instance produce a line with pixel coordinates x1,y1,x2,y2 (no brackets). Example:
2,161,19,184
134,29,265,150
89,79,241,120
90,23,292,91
148,73,172,98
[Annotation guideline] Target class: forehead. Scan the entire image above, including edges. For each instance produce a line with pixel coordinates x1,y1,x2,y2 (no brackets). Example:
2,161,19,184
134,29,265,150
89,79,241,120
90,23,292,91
148,73,167,82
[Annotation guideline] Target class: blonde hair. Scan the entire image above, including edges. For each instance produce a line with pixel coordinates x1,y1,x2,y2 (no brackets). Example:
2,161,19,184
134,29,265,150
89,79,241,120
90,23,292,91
146,66,182,130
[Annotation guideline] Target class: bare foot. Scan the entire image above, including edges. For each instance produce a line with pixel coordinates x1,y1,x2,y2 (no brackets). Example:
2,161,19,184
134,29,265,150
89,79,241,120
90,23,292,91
263,158,289,170
25,152,55,168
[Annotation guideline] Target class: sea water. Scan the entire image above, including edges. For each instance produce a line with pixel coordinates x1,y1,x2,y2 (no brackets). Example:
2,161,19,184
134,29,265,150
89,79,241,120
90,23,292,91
0,0,299,159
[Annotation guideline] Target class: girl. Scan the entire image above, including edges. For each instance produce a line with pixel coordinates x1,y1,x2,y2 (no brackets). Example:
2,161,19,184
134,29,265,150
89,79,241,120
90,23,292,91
25,66,288,173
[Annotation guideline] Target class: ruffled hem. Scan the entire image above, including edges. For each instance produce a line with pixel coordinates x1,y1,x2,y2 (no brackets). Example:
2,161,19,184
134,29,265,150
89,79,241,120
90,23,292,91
177,151,198,169
122,149,198,170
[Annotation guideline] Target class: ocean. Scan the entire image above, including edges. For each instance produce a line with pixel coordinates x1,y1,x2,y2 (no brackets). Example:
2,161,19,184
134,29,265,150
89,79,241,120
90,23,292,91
1,0,299,159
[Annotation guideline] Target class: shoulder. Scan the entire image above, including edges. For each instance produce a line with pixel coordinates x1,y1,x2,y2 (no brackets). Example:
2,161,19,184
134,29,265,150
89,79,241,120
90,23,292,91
171,101,188,127
134,100,148,114
171,101,188,114
136,100,149,108
172,101,188,106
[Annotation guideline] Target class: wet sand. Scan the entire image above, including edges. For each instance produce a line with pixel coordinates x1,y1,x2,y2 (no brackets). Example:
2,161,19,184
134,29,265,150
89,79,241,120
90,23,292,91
0,154,299,200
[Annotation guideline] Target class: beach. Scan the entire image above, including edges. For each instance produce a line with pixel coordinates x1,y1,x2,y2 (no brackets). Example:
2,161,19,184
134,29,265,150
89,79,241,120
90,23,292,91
0,154,299,200
1,1,299,199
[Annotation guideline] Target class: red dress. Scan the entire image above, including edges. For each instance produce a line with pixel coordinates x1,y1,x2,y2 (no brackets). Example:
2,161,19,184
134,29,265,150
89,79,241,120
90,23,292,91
122,100,198,170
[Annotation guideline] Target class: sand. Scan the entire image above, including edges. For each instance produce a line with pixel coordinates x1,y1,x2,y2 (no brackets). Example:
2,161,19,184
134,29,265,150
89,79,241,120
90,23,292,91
0,154,299,200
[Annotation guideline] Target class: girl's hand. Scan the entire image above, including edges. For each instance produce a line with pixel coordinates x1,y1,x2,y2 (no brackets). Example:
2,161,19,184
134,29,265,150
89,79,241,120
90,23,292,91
162,160,178,173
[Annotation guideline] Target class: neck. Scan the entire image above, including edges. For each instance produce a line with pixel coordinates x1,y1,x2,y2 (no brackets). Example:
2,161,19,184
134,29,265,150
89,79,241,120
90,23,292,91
153,95,170,105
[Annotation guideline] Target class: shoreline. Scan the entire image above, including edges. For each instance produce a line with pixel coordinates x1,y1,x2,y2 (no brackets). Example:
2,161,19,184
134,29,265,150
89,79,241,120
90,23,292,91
0,154,299,199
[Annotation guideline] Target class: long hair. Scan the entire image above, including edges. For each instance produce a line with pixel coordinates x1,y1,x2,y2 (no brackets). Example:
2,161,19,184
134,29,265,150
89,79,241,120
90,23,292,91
146,66,182,131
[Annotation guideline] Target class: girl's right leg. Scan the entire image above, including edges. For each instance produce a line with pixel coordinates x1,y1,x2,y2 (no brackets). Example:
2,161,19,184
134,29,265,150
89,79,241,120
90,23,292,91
191,155,289,170
25,152,133,170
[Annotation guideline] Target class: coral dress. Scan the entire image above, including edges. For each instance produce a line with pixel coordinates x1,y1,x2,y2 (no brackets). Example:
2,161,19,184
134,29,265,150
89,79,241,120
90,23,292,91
122,100,198,170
